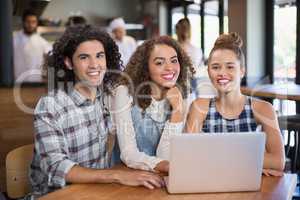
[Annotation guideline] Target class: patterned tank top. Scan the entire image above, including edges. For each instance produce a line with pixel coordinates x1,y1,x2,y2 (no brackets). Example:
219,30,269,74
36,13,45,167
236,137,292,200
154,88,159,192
202,96,259,133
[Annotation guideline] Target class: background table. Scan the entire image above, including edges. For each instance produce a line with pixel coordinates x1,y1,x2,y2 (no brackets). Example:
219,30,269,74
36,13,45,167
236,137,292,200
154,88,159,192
241,83,300,114
241,83,300,101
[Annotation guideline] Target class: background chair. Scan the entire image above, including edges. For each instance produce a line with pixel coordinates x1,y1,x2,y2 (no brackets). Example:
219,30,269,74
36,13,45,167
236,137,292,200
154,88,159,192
278,115,300,173
278,115,300,200
6,144,34,199
0,192,7,200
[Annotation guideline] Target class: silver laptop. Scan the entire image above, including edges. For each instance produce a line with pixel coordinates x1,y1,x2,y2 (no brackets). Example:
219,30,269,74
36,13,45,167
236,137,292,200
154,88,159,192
165,132,266,194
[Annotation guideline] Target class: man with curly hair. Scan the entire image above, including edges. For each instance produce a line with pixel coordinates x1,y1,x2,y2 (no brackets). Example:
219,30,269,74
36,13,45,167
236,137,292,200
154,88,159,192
29,25,164,198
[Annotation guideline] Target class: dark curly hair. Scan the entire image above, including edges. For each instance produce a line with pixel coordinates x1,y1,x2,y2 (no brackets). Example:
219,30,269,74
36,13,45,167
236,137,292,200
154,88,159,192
45,24,122,93
115,35,194,110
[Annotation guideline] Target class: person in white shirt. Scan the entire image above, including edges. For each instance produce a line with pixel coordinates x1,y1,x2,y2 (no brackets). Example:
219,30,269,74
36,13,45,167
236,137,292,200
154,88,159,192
13,9,52,83
111,36,194,173
176,18,203,70
108,17,137,68
176,18,217,98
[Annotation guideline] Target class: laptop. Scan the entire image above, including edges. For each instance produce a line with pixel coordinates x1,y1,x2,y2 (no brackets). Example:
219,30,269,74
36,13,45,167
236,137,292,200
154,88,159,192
165,132,266,194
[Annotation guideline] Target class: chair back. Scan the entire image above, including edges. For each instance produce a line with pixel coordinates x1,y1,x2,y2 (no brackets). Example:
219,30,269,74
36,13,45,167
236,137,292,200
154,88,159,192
278,117,300,173
6,144,34,198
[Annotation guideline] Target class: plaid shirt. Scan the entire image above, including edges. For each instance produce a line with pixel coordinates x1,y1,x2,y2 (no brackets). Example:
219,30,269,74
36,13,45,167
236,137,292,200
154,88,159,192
202,96,258,133
29,88,115,197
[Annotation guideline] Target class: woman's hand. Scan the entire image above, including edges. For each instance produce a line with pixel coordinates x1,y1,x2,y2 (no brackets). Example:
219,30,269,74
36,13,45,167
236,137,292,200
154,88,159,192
154,160,169,174
262,168,284,177
165,86,183,111
165,87,184,123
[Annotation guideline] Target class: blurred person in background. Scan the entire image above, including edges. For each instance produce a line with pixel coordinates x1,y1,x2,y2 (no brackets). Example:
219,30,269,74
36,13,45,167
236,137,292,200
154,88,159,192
13,9,52,84
176,18,216,98
109,17,137,68
176,18,203,69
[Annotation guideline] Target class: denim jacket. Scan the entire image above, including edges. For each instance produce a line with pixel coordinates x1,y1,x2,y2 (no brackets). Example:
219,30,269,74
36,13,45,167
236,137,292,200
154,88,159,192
131,104,169,156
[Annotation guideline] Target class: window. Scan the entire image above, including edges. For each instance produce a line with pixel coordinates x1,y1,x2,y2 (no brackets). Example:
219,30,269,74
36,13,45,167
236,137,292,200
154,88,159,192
204,0,219,59
272,1,297,115
274,2,296,83
223,0,228,33
187,4,201,49
171,6,184,39
170,0,228,60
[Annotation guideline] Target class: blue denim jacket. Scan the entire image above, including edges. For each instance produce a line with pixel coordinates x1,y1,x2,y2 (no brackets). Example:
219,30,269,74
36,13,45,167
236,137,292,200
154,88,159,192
111,102,169,165
131,105,168,156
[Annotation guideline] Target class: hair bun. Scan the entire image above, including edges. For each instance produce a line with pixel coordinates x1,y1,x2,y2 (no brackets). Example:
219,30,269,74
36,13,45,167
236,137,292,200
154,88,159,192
214,32,243,49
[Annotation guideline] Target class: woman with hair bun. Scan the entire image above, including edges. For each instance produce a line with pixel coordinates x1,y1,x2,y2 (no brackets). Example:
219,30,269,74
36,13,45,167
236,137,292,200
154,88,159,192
185,32,285,176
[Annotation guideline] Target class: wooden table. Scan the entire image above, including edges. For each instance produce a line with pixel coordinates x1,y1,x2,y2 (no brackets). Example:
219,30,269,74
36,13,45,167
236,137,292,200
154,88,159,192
241,83,300,101
40,173,297,200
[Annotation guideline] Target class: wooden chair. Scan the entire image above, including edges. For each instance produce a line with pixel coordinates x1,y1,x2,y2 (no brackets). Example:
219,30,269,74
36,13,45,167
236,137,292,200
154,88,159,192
0,192,7,200
6,144,34,199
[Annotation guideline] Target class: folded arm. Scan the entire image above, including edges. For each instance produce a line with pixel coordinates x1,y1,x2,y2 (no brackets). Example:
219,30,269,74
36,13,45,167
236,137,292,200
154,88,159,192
252,99,285,174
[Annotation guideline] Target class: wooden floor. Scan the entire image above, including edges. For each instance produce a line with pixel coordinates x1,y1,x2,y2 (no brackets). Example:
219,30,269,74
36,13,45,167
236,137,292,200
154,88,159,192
0,86,46,192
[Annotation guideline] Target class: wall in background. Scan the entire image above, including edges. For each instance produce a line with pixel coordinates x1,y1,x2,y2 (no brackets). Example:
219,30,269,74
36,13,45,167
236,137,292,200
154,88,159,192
228,0,266,84
41,0,141,26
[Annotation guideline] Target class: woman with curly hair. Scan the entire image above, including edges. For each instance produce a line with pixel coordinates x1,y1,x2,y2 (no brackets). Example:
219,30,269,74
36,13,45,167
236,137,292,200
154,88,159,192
185,32,285,176
30,25,164,197
112,35,194,173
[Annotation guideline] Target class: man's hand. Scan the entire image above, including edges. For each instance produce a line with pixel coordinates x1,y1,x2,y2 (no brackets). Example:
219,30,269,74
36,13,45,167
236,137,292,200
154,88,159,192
115,170,165,189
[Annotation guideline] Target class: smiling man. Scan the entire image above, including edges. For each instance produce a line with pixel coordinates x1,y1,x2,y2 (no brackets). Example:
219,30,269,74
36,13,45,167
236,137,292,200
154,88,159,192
29,25,164,198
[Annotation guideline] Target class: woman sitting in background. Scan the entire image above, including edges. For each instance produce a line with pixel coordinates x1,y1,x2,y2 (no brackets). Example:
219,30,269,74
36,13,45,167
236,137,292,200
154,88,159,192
112,36,194,173
175,18,203,69
176,18,216,98
185,32,285,176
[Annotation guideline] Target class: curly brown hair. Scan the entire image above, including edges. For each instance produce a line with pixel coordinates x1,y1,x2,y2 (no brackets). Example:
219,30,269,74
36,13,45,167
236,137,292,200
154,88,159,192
45,24,122,93
115,35,194,110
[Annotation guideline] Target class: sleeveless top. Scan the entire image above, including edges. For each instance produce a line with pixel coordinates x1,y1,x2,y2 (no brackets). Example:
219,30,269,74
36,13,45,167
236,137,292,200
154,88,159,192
202,96,259,133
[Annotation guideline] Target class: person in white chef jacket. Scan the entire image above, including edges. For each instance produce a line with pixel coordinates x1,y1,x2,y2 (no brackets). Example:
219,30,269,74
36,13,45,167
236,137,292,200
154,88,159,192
108,17,137,69
13,9,52,83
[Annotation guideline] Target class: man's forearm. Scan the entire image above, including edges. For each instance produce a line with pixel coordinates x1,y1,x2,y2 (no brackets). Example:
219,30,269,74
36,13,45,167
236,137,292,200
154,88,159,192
65,165,165,189
65,165,121,184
